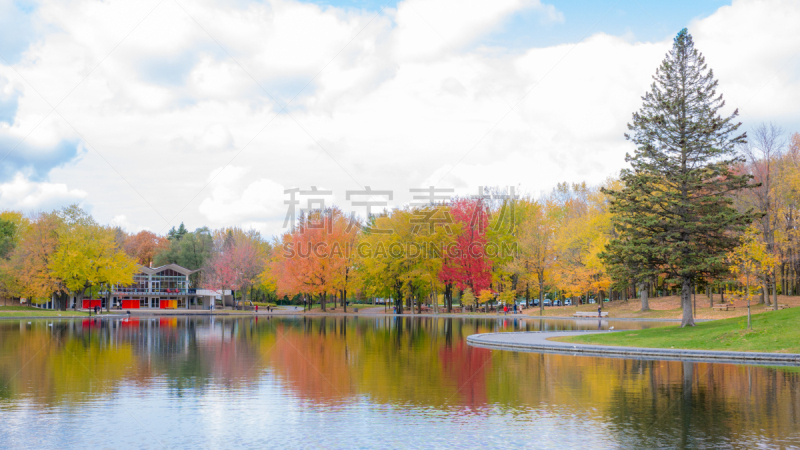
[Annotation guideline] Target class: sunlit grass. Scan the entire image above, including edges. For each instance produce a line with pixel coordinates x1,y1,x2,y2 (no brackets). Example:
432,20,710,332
558,307,800,353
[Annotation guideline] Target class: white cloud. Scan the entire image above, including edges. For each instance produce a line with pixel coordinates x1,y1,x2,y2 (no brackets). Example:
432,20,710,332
0,173,86,211
109,214,151,233
0,0,797,237
393,0,560,61
198,166,286,225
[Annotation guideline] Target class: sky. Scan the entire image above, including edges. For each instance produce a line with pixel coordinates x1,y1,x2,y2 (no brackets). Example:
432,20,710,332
0,0,798,237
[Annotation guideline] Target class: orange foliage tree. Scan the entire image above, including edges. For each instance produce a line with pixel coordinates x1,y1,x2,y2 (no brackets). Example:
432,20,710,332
124,231,170,266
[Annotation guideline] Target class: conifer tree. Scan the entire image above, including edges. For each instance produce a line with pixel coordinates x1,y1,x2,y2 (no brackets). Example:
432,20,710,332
602,29,758,327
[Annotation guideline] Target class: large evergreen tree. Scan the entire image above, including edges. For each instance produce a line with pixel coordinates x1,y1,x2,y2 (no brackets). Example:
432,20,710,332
602,29,757,327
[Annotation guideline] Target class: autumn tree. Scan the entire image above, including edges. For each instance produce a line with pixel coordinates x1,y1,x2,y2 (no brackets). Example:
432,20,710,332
124,230,170,266
439,198,492,302
49,206,138,311
603,29,757,327
202,228,266,308
729,226,778,329
9,213,64,306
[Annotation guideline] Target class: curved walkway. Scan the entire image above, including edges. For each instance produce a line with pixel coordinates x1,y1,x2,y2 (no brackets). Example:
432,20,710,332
467,331,800,366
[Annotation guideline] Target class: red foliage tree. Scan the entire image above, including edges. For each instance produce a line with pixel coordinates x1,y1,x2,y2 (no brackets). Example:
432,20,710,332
439,198,492,295
202,232,264,307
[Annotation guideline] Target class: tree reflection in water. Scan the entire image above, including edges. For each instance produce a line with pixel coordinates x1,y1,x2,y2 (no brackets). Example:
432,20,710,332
1,317,798,447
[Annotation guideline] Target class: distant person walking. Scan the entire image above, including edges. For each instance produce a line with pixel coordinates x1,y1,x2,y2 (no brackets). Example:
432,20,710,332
503,305,508,315
598,306,602,318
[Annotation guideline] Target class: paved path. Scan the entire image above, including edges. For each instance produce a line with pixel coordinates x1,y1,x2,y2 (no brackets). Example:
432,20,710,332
467,331,800,366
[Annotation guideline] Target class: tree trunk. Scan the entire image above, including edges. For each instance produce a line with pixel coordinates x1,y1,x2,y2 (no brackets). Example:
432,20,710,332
773,276,778,311
445,284,452,313
639,283,650,312
680,277,695,327
395,285,403,314
539,280,544,315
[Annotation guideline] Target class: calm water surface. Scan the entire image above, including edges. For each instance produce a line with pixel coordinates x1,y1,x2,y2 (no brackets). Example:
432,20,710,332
1,316,798,449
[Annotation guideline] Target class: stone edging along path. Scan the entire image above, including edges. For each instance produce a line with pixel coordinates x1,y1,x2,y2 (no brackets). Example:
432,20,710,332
466,331,800,366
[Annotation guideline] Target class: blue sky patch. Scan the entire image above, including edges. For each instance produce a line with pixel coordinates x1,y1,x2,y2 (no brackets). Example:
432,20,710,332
0,135,81,182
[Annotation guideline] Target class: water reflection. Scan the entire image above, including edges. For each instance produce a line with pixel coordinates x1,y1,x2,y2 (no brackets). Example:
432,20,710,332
0,317,798,449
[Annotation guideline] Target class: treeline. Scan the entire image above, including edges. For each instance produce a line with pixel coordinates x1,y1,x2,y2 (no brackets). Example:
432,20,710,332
0,207,274,309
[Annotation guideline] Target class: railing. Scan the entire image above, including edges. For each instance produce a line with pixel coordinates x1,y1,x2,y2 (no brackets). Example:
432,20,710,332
114,288,194,295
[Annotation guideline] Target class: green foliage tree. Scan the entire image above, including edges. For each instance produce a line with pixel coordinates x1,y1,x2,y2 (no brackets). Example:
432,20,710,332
167,222,189,241
0,218,16,258
154,226,214,286
602,29,758,327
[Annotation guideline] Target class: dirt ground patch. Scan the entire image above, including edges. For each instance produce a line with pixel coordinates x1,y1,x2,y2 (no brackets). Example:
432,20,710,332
522,294,800,320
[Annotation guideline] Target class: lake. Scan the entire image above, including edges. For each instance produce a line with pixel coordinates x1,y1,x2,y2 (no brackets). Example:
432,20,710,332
1,316,798,449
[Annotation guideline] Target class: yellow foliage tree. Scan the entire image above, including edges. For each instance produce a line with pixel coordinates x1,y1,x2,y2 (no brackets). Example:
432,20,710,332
48,206,138,310
730,226,779,328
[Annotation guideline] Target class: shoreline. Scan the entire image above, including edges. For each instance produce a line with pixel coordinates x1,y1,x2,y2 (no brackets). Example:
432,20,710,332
0,309,702,322
466,331,800,366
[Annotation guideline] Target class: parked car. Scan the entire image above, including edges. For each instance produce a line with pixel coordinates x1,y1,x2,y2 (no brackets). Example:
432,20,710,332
564,299,572,306
533,299,540,306
543,299,551,306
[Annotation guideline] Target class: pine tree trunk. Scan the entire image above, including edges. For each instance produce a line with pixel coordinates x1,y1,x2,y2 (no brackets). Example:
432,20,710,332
680,277,695,327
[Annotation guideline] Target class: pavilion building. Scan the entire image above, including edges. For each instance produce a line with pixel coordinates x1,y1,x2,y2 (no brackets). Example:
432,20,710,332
34,263,232,310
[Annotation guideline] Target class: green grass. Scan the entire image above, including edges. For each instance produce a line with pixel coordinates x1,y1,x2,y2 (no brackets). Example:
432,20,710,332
0,306,94,317
558,307,800,353
251,302,277,307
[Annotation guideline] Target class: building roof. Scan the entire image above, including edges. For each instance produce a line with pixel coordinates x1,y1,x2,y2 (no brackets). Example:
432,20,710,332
137,263,199,276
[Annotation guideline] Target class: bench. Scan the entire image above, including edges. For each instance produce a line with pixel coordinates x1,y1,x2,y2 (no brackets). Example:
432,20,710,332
713,304,735,311
778,304,790,310
574,311,608,318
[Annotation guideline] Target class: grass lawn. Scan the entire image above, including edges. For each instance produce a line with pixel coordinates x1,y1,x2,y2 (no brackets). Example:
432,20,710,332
557,306,800,353
0,306,94,317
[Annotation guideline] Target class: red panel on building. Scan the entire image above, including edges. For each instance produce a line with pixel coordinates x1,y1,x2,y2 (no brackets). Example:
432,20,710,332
159,299,177,309
82,299,101,309
121,299,139,309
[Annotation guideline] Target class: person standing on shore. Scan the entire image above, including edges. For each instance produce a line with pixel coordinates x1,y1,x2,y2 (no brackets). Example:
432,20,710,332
598,306,602,318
